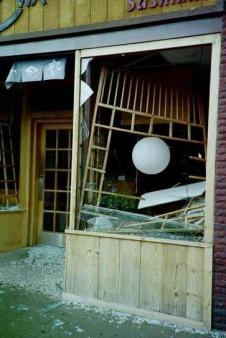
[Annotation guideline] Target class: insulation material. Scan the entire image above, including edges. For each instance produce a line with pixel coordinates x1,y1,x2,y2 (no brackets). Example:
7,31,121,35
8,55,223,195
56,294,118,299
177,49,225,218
138,182,206,209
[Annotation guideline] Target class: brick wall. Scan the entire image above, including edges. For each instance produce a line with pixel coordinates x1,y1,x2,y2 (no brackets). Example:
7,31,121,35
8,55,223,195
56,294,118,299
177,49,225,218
213,13,226,331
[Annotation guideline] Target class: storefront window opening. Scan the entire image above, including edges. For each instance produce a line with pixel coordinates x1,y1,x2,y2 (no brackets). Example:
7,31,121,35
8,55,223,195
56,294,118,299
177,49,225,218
76,44,213,241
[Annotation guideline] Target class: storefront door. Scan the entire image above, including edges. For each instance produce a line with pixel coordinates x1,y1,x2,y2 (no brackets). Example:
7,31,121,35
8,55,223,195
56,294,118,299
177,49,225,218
36,123,72,245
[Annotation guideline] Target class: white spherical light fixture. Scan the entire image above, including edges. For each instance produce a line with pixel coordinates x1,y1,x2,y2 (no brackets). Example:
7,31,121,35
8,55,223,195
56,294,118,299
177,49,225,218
132,137,170,175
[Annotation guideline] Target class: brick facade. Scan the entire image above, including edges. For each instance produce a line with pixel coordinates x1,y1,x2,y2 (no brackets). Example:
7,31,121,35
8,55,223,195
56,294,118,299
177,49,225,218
213,13,226,331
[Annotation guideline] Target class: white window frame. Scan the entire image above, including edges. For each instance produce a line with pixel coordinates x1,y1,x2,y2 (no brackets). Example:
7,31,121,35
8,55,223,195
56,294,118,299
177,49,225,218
69,33,221,243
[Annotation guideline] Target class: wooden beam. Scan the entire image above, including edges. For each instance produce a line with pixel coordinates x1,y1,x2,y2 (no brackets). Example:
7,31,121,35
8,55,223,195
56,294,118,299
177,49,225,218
204,34,221,243
69,50,81,230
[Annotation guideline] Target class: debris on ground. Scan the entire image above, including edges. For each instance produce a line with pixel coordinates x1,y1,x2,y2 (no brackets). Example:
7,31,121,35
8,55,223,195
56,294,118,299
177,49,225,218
0,246,225,338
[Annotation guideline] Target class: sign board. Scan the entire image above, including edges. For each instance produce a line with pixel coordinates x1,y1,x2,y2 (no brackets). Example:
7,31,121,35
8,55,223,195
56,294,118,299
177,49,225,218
128,0,214,12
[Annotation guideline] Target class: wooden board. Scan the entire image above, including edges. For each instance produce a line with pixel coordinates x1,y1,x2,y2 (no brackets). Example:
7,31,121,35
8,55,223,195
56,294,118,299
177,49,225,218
72,234,99,298
75,0,91,26
98,237,120,302
162,244,187,317
0,211,26,252
64,235,77,292
64,232,212,328
14,4,29,33
91,0,107,24
59,0,75,28
29,1,44,32
44,0,59,30
0,0,217,36
107,0,125,21
118,239,140,307
0,0,15,36
186,247,204,321
140,242,163,312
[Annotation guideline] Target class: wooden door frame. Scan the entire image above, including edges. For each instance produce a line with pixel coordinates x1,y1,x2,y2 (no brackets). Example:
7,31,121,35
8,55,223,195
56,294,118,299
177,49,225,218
29,115,72,246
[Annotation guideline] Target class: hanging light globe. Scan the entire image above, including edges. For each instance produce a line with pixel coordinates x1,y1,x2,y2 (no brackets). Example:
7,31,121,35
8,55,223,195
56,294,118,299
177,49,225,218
132,137,170,175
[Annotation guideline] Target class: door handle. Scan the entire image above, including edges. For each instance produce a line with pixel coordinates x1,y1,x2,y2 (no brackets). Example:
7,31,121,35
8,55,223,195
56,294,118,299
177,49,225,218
37,175,44,201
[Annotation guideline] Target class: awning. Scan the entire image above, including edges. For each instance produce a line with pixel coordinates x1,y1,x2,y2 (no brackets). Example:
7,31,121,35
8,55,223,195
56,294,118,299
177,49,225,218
5,58,66,89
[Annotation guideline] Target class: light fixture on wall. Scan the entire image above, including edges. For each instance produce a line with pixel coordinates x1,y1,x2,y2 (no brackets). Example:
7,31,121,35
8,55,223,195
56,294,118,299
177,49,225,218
132,137,170,175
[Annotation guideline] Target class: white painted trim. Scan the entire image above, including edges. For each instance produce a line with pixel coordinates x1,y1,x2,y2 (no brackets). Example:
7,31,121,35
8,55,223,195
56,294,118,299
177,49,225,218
0,18,220,58
62,292,208,331
78,33,221,246
81,33,220,58
204,34,221,243
69,51,81,230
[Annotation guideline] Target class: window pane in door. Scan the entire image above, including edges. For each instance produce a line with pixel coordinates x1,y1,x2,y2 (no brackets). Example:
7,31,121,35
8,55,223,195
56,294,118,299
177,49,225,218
58,130,69,148
46,130,56,148
43,212,54,231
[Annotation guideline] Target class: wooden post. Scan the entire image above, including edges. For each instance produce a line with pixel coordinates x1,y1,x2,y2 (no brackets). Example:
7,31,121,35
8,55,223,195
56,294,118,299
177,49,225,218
69,50,81,230
204,34,221,243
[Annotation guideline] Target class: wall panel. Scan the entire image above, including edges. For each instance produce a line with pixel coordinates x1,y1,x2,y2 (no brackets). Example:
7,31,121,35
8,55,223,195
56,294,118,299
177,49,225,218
64,231,212,328
75,0,91,26
59,0,75,28
43,0,59,30
91,0,107,24
0,211,26,252
0,0,218,36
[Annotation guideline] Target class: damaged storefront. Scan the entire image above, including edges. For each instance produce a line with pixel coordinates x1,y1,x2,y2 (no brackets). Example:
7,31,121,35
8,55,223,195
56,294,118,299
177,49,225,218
0,0,224,331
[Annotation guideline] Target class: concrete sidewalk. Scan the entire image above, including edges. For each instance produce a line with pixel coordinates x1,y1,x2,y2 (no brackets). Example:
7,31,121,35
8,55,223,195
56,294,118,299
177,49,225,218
0,246,224,338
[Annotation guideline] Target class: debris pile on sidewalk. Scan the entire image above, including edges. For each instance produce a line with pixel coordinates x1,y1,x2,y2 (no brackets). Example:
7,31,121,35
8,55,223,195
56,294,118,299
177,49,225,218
0,245,64,298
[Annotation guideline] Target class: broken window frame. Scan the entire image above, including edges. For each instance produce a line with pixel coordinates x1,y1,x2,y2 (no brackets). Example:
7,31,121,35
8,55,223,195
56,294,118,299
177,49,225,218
69,34,221,243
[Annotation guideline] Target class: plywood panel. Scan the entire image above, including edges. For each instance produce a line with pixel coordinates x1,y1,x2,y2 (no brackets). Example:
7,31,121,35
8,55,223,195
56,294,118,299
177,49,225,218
186,247,204,321
98,237,120,302
75,0,91,26
29,2,44,32
118,239,140,307
43,0,59,30
162,244,187,317
59,0,75,28
73,234,99,298
140,242,163,312
108,0,125,21
91,0,107,24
